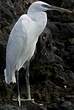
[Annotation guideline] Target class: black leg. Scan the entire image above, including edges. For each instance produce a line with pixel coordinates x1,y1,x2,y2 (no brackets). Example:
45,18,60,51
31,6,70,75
25,61,31,100
16,70,21,106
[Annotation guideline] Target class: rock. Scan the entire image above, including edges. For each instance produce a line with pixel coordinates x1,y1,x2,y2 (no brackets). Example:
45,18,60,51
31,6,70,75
0,102,47,110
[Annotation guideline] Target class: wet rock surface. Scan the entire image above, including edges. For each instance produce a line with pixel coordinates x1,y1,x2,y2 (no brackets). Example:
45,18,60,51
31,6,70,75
0,102,47,110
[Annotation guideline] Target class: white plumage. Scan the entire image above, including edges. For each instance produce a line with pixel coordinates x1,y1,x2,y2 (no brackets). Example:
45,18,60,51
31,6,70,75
4,2,48,84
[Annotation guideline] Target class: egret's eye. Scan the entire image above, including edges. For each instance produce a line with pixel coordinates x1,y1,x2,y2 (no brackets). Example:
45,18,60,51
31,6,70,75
41,4,50,9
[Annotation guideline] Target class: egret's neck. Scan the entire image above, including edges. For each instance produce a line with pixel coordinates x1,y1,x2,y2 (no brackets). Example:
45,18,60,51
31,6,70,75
27,11,47,34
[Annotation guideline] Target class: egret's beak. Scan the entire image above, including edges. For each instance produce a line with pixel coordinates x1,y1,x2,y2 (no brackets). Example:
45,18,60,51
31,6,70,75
43,4,72,14
49,5,72,14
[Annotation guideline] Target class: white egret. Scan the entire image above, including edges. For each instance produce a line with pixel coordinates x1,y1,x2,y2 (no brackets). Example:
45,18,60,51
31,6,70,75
4,1,72,106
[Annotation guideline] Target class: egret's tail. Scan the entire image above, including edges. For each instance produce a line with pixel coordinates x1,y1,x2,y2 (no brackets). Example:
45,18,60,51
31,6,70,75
4,69,16,84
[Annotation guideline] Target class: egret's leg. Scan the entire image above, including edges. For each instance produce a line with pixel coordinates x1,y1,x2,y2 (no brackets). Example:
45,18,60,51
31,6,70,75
26,62,31,100
16,71,21,107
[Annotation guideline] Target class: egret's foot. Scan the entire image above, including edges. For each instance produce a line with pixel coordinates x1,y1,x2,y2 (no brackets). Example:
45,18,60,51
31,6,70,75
18,100,21,107
12,98,34,103
21,98,35,103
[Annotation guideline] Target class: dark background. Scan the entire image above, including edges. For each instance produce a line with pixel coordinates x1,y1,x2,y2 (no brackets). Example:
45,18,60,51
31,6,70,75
0,0,74,109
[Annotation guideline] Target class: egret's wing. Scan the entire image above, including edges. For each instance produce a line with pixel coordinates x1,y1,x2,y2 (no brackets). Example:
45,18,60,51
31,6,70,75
6,35,27,68
5,34,27,84
5,14,37,84
6,14,33,70
5,15,30,84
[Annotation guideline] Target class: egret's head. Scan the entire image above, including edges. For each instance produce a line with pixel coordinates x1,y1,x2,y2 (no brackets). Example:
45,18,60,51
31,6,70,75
28,1,51,13
28,1,72,14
